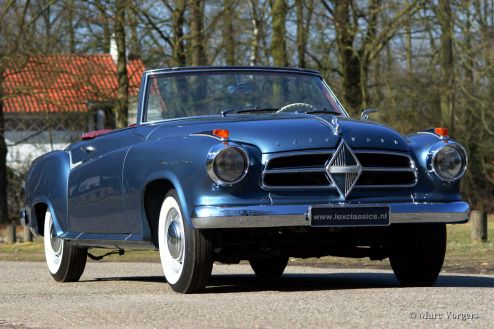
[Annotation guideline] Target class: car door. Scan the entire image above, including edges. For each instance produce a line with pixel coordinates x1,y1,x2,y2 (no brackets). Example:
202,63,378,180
68,128,142,234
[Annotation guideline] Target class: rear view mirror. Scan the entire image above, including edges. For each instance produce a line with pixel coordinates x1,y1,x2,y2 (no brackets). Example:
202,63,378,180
227,82,255,95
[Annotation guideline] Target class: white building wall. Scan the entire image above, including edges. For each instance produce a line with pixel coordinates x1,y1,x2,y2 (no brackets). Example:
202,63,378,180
5,130,78,170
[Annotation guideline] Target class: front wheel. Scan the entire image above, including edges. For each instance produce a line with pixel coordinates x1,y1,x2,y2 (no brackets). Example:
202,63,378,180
389,224,446,287
44,210,87,282
158,190,213,293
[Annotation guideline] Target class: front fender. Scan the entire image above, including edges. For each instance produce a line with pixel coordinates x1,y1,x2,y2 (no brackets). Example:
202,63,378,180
122,136,220,235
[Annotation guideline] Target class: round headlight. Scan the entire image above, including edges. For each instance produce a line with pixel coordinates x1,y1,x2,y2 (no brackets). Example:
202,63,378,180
432,145,466,180
207,144,248,185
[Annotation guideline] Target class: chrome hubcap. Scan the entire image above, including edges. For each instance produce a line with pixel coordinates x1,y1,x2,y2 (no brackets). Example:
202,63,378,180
50,225,62,254
167,220,183,260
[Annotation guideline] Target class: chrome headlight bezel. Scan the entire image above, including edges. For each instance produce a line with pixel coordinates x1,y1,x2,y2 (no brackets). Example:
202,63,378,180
427,142,468,182
206,143,249,186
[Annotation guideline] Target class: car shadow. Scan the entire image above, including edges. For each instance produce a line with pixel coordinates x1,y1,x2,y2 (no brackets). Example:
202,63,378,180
89,276,167,283
87,271,494,293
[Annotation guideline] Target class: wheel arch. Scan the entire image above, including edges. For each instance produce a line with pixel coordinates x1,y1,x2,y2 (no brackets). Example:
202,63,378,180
143,177,189,248
32,201,64,237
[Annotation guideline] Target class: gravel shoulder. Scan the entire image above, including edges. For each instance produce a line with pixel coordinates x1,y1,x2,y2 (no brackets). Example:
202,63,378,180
0,261,493,329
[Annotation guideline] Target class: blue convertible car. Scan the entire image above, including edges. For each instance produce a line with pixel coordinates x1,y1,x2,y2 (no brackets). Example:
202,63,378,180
21,67,469,293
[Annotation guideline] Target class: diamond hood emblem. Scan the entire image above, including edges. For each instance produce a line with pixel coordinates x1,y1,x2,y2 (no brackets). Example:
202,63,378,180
325,141,362,199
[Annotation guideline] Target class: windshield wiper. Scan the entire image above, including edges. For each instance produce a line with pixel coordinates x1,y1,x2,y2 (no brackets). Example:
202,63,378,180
221,107,279,116
304,108,342,115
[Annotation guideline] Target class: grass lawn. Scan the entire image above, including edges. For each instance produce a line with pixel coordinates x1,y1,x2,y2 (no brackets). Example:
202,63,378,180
1,220,493,274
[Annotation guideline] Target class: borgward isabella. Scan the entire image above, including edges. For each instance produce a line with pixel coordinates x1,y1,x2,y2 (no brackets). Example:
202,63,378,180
21,67,469,293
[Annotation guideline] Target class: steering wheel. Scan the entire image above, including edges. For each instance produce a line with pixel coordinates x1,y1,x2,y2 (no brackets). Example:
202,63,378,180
276,103,318,113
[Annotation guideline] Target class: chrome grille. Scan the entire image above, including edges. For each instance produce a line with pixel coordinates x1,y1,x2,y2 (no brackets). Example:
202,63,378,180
262,150,417,190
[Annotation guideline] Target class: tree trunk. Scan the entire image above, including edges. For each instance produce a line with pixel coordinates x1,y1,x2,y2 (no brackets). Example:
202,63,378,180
437,0,455,133
189,0,207,66
0,69,8,226
248,0,260,66
128,6,141,59
463,0,474,91
471,210,488,241
359,0,380,109
334,0,361,111
172,0,187,66
271,0,288,66
42,4,52,52
67,0,76,53
295,0,305,67
6,223,16,244
23,226,33,243
96,0,111,53
405,5,413,75
224,0,236,65
114,0,129,128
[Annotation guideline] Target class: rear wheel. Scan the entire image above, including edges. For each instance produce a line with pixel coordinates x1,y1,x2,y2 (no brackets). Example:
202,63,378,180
250,256,289,279
158,190,213,293
389,224,446,287
43,210,87,282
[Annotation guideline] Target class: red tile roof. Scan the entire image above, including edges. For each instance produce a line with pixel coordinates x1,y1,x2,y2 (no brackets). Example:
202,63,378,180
3,54,144,113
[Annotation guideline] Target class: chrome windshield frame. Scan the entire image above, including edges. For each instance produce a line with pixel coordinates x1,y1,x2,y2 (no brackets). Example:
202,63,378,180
137,67,350,125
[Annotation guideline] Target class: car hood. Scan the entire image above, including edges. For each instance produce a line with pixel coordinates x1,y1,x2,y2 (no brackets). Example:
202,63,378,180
146,114,409,153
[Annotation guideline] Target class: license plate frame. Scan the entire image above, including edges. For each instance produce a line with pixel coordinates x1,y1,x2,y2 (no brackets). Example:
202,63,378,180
308,205,390,227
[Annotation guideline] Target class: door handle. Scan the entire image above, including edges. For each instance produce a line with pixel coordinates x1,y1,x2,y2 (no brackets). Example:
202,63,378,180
81,145,96,153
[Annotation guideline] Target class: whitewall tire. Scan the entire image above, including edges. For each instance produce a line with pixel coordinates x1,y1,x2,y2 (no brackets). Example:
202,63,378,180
158,196,186,284
158,190,213,293
43,209,87,282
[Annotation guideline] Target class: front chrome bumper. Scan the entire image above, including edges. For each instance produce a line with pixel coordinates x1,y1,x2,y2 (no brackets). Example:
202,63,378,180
191,201,470,229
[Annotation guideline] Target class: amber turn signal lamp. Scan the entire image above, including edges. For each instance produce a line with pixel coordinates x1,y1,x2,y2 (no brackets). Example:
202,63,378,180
213,129,229,139
434,127,449,137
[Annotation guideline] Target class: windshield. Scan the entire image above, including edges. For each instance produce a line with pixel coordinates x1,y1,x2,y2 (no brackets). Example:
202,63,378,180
144,71,345,122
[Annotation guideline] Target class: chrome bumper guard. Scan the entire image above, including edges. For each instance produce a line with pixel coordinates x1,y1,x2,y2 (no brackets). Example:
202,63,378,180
191,201,470,229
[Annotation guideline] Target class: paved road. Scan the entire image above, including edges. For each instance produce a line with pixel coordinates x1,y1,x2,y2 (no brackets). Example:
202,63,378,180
0,261,493,329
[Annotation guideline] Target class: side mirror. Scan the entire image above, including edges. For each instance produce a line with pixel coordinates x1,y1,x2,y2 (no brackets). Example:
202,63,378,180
361,108,378,120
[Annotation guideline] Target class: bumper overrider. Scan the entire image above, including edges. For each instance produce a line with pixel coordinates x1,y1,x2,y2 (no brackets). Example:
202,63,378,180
191,201,470,229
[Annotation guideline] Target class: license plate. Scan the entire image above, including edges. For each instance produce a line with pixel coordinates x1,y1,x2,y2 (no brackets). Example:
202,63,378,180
309,205,390,227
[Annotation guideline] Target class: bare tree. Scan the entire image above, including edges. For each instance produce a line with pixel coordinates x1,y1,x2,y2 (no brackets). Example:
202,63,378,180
271,0,287,66
248,0,261,66
128,4,141,59
94,0,112,53
115,0,129,128
0,0,491,216
223,0,236,65
323,0,420,112
0,65,7,229
0,1,49,238
189,0,207,65
171,0,187,66
437,0,455,132
295,0,313,68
